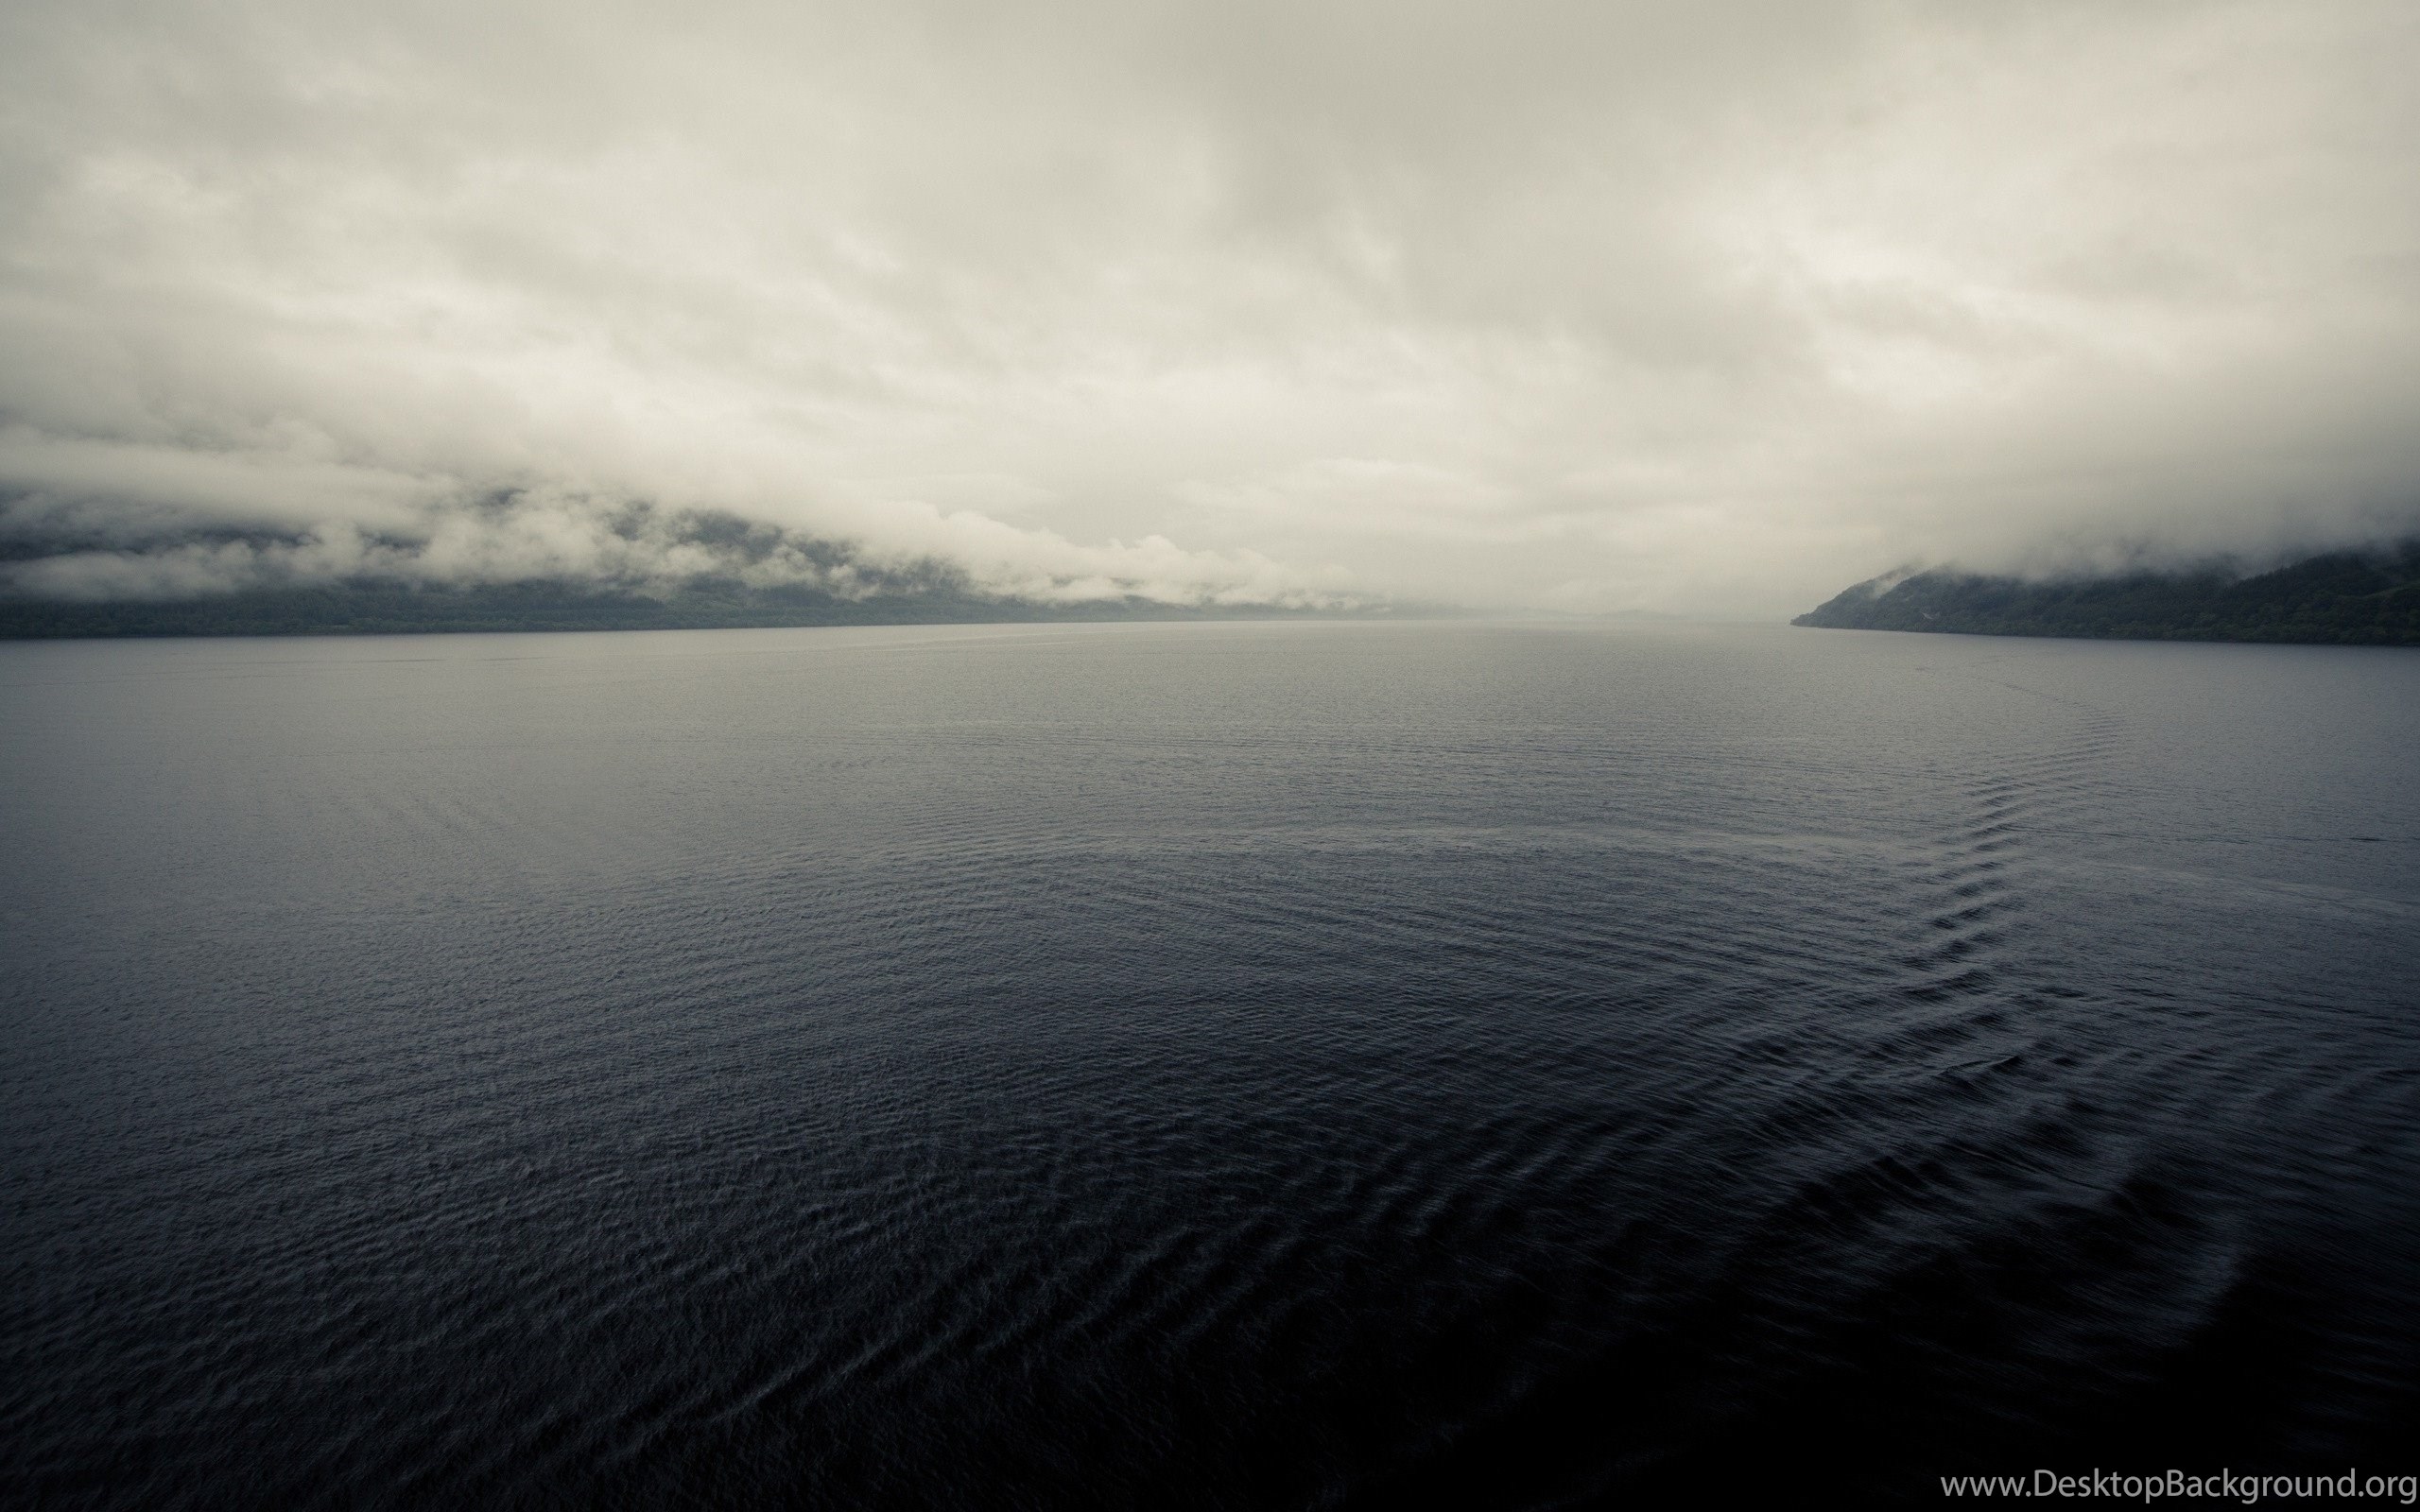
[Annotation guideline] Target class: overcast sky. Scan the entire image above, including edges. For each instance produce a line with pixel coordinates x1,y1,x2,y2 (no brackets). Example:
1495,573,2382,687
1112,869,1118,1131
3,0,2416,615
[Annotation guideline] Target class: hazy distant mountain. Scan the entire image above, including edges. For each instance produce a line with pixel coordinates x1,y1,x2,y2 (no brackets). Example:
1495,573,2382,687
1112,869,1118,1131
0,580,1369,640
1794,543,2420,646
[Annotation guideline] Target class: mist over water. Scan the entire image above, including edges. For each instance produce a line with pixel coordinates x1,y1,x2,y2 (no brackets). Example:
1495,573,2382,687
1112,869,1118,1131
3,622,2416,1505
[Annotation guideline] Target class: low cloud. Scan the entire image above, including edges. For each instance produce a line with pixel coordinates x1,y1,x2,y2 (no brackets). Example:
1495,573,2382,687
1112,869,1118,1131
0,451,1343,608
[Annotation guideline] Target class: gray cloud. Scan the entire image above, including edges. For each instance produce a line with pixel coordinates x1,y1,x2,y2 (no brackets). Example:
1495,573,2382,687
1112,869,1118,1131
3,0,2415,616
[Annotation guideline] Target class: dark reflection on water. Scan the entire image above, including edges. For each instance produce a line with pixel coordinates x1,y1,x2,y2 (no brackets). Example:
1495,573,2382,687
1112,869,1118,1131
3,622,2415,1507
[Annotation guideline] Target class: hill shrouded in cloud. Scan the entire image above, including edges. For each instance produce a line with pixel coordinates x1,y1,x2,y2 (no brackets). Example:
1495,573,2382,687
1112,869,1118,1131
4,1,2419,618
0,490,1377,636
1794,543,2420,645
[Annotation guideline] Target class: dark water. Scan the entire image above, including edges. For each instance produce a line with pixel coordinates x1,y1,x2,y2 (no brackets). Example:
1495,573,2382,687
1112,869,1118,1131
4,622,2416,1507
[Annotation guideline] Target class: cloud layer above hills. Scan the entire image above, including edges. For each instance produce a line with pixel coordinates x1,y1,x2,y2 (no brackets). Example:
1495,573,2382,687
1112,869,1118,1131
4,0,2417,614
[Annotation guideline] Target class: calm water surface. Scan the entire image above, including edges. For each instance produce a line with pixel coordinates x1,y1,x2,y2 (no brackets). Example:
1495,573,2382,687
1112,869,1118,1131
3,621,2416,1506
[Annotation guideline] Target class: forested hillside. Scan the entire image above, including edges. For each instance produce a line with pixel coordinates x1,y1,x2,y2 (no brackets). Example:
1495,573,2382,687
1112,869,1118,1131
1795,544,2420,645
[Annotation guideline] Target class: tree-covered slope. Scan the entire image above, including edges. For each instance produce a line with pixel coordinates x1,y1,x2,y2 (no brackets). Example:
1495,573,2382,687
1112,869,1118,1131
1793,543,2420,645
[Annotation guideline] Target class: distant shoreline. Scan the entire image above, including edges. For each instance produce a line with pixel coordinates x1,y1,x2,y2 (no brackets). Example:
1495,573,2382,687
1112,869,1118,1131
0,584,1408,641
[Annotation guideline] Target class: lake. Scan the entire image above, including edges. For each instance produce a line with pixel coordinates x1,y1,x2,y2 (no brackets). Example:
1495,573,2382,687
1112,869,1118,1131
4,621,2415,1505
